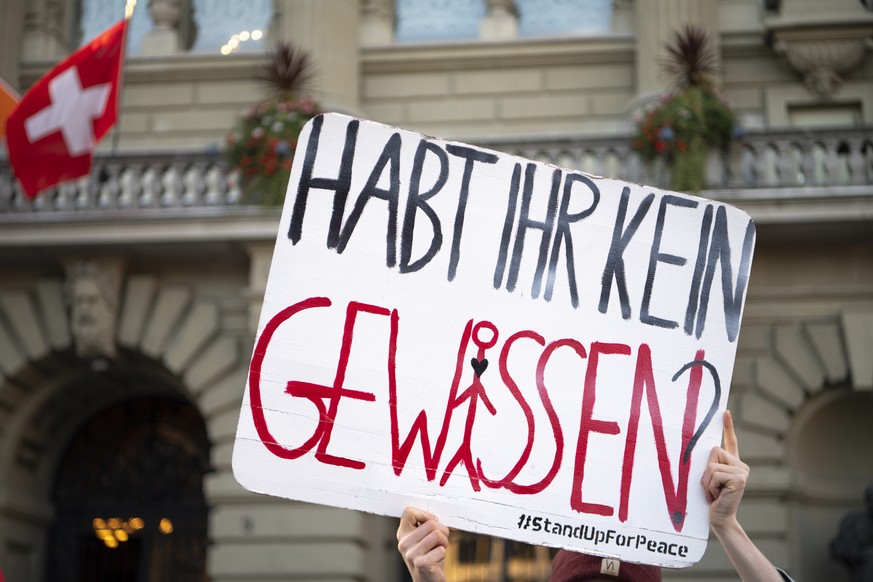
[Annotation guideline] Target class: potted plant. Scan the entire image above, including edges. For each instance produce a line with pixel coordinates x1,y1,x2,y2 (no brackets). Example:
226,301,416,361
633,26,737,193
225,43,320,205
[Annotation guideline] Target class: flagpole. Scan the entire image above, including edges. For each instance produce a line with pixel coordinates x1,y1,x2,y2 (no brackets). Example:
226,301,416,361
110,0,136,156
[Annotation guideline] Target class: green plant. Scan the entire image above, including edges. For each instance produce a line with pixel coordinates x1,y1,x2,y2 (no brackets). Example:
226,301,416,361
632,26,738,192
225,43,319,205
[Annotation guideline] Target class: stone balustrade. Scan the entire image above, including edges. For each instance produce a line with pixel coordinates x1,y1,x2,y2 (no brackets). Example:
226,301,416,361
483,127,873,191
0,128,870,216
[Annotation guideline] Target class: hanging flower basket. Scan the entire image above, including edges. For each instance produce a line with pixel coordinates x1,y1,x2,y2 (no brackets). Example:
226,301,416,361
632,26,739,193
225,96,320,205
225,43,319,205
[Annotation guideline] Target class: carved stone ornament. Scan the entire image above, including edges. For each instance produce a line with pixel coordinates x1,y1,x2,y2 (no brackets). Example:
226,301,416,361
64,259,124,359
772,27,873,98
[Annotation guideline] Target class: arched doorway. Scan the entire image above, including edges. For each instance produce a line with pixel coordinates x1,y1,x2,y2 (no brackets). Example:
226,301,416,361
46,397,210,582
788,387,873,582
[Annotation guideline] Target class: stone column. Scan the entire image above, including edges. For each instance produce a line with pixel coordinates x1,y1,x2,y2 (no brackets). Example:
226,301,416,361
360,0,393,46
480,0,518,40
274,0,361,114
634,0,720,96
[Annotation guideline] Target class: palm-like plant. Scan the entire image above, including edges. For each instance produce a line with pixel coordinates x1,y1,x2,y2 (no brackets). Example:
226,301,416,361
662,25,718,90
226,43,321,205
257,43,316,100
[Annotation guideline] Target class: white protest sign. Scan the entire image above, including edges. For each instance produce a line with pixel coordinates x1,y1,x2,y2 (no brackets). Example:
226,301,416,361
232,113,755,568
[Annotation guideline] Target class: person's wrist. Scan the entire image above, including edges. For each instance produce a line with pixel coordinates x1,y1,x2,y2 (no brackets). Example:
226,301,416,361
711,514,742,539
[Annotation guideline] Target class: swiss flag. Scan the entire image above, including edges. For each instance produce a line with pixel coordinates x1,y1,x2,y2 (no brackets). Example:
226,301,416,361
6,19,127,198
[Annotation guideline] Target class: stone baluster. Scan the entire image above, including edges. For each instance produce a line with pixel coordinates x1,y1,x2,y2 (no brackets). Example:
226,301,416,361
557,150,577,172
480,0,518,40
118,166,142,208
98,165,121,208
625,150,646,185
11,182,30,211
800,142,820,186
604,147,623,183
705,149,723,189
160,165,183,207
74,176,96,210
847,137,867,186
773,141,795,186
204,165,227,206
726,142,747,188
863,140,873,183
595,147,609,177
182,164,205,206
821,139,842,186
140,0,182,56
580,148,601,176
55,181,77,211
541,148,559,166
226,170,243,205
140,166,161,207
32,188,52,211
0,171,13,211
743,143,767,188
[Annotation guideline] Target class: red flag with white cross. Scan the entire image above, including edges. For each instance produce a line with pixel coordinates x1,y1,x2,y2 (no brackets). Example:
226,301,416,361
6,19,127,198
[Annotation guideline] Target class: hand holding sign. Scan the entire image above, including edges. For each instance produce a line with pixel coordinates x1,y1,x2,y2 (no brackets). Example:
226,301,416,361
398,410,791,582
703,412,786,582
397,507,450,582
702,410,749,529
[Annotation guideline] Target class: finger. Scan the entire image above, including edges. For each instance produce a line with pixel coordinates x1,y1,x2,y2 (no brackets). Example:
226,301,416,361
400,524,450,568
399,521,436,557
416,527,450,554
398,506,437,539
412,544,448,573
722,409,740,459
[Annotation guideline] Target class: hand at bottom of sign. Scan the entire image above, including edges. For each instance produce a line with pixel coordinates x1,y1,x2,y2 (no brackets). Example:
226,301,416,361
703,410,785,582
397,411,792,582
397,506,450,582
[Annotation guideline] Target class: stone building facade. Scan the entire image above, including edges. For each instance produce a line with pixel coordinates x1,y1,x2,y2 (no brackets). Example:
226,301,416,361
0,0,871,580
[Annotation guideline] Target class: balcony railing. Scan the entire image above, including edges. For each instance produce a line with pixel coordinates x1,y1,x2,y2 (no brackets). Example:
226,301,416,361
486,127,873,191
0,128,870,217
